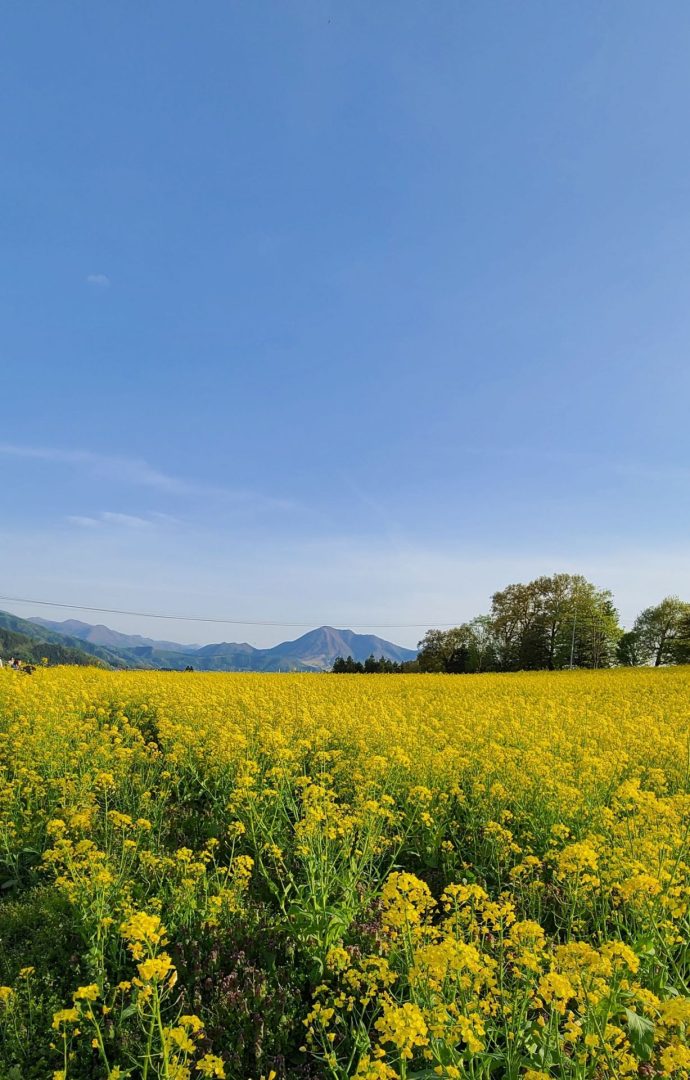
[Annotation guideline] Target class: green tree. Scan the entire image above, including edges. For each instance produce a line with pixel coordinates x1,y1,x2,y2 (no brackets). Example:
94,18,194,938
332,655,364,673
672,611,690,664
332,655,403,674
490,574,621,671
534,573,582,670
465,615,498,672
617,630,642,666
417,628,466,673
417,620,498,674
557,584,621,669
633,597,690,666
490,582,541,670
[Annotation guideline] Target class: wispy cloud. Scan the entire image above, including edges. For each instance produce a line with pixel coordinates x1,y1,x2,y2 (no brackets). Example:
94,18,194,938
0,443,295,511
0,444,181,490
67,512,153,529
148,511,183,525
102,512,152,528
86,273,110,288
66,515,101,528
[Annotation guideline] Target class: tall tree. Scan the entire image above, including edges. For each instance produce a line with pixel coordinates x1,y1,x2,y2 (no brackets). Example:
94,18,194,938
633,597,690,666
417,627,467,673
617,630,642,666
466,615,498,673
490,582,542,670
534,573,582,670
417,621,498,674
672,611,690,665
490,574,621,670
566,589,621,669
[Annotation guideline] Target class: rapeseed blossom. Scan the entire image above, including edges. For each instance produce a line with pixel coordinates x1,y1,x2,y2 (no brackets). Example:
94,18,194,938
1,665,690,1076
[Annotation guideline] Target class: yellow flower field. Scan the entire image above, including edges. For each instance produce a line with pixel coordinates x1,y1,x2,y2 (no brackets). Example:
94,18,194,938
1,666,689,1078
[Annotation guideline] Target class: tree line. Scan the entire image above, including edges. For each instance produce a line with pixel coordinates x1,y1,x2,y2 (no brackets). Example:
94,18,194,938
332,574,690,674
332,654,418,674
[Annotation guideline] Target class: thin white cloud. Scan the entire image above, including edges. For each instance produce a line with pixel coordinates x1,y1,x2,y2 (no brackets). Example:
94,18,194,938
66,512,152,529
0,442,295,511
101,512,152,528
0,444,175,489
149,511,183,525
66,515,101,528
86,273,110,287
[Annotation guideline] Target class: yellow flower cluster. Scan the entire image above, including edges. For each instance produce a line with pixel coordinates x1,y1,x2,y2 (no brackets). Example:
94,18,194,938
1,664,690,1078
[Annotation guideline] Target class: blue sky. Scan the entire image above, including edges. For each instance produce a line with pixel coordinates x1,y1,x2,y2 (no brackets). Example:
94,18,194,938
2,1,690,647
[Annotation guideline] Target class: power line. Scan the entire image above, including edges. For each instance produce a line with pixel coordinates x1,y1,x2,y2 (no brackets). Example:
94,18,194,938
0,594,460,630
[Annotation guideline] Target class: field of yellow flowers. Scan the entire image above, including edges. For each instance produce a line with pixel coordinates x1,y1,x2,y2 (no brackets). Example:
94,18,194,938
1,666,690,1079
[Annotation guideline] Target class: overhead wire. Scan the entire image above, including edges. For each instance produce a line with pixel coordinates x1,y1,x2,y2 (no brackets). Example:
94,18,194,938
0,594,459,630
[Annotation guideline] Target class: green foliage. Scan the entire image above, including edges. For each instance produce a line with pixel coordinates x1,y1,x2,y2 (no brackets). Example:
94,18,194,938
418,573,622,673
624,1006,655,1061
171,908,309,1078
617,630,642,666
0,611,130,668
0,627,101,668
0,888,84,990
633,596,690,666
0,889,85,1078
672,610,690,664
332,654,413,673
491,574,621,671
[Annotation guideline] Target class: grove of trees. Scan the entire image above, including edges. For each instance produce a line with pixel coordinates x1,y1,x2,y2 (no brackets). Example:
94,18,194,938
332,654,419,674
413,574,690,674
330,576,690,675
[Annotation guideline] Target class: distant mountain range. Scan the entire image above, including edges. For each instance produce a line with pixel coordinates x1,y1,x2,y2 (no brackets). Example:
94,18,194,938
0,611,417,672
0,612,105,668
30,618,199,653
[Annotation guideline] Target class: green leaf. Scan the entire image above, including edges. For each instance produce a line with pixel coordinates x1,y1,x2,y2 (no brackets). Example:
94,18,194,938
624,1007,655,1061
632,935,656,958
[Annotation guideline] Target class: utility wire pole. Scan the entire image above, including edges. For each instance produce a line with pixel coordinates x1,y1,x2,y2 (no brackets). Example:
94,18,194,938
569,611,578,669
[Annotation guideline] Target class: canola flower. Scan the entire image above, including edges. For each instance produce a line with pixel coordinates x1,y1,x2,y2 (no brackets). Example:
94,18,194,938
0,665,689,1077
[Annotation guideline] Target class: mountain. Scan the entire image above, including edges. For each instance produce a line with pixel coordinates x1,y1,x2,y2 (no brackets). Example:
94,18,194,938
29,617,198,653
0,611,150,669
9,613,417,672
170,626,416,672
262,627,416,670
0,613,107,667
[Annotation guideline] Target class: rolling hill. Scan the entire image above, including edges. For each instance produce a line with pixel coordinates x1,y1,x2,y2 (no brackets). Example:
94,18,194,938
0,614,107,668
0,611,149,669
